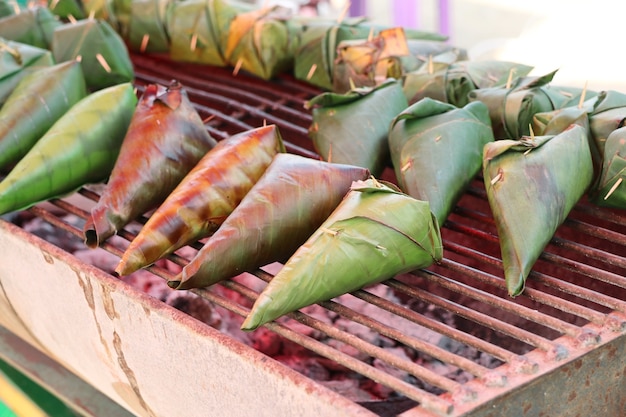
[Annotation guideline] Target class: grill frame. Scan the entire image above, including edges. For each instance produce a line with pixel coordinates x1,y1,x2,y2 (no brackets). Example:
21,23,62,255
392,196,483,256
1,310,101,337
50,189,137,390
0,53,625,416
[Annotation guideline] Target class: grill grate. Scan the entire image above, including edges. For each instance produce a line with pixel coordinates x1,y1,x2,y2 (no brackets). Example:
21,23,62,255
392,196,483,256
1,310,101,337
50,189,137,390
3,53,626,416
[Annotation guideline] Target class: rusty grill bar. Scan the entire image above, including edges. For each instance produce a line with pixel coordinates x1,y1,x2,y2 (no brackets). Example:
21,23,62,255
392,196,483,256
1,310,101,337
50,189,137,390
2,53,626,416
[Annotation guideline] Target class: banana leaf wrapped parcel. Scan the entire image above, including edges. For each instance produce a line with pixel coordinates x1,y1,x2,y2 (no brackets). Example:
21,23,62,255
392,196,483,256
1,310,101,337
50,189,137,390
483,122,594,296
127,0,174,53
47,0,86,19
241,178,443,331
0,39,54,106
306,79,408,177
0,6,61,49
84,80,218,248
0,0,18,18
224,5,302,80
0,83,136,215
166,0,253,65
51,18,134,90
469,70,593,140
402,60,534,107
169,153,370,290
116,124,286,276
388,98,494,226
588,125,626,209
0,60,88,173
332,27,464,94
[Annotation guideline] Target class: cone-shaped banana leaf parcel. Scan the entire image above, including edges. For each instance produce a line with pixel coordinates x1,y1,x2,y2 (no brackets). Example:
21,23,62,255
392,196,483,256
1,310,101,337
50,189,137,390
388,98,494,226
0,60,88,172
224,5,302,80
116,124,286,276
483,122,594,296
127,0,174,54
84,80,218,248
241,178,442,330
306,79,408,177
167,0,253,65
0,82,136,215
47,0,87,20
402,60,534,107
169,153,371,290
0,6,61,49
0,0,18,18
51,18,134,90
469,70,592,140
0,39,54,106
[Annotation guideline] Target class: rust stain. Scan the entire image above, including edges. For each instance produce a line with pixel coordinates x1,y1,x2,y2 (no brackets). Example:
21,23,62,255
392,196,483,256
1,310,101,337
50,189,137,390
113,331,157,417
100,283,119,320
41,250,54,264
73,266,111,359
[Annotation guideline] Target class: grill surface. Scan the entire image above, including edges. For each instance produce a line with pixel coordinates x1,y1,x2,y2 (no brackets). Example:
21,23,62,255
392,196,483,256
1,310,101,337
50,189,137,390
2,53,626,416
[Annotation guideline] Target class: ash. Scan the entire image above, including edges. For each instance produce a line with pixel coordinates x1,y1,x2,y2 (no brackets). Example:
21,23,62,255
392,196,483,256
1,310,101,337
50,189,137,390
9,210,502,414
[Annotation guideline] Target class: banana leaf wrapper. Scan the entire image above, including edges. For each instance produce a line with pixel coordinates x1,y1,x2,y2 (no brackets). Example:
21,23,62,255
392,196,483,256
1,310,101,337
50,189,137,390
0,60,88,173
84,80,218,248
116,124,286,276
51,18,134,91
0,83,136,215
588,125,626,208
224,5,302,80
127,0,173,53
0,39,54,105
331,28,457,93
482,123,594,296
0,6,61,49
166,0,252,65
241,177,443,330
306,79,408,177
170,153,371,290
469,70,592,140
48,0,86,19
81,0,131,36
0,0,19,17
389,98,494,226
585,90,626,156
402,60,534,107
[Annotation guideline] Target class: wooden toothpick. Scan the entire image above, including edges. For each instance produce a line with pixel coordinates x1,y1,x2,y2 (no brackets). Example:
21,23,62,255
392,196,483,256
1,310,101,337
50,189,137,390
604,177,623,200
506,68,516,89
96,53,112,73
490,171,503,185
67,14,77,24
140,34,150,53
578,80,588,109
337,1,350,24
233,58,243,76
190,33,198,52
306,64,317,80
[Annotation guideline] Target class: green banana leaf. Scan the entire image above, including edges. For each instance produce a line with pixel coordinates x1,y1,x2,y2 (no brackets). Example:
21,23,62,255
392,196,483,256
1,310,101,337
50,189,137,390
51,18,134,90
169,153,370,290
81,0,130,36
224,5,302,80
305,79,408,177
0,6,61,49
127,0,173,53
482,122,594,296
0,39,54,105
0,0,19,17
166,0,252,65
47,0,86,19
588,125,626,209
116,124,286,276
585,90,626,156
0,82,136,215
0,60,88,172
332,27,462,94
402,60,534,107
83,80,218,248
469,70,593,139
388,98,494,226
241,177,443,331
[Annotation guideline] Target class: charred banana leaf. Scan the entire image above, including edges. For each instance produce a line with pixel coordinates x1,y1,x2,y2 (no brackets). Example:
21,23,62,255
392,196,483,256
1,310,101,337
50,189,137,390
0,83,136,215
116,124,286,275
402,60,533,107
241,177,442,330
84,80,218,248
389,98,494,226
169,153,370,290
0,39,54,105
0,60,88,172
483,123,594,296
306,79,408,177
51,18,134,90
